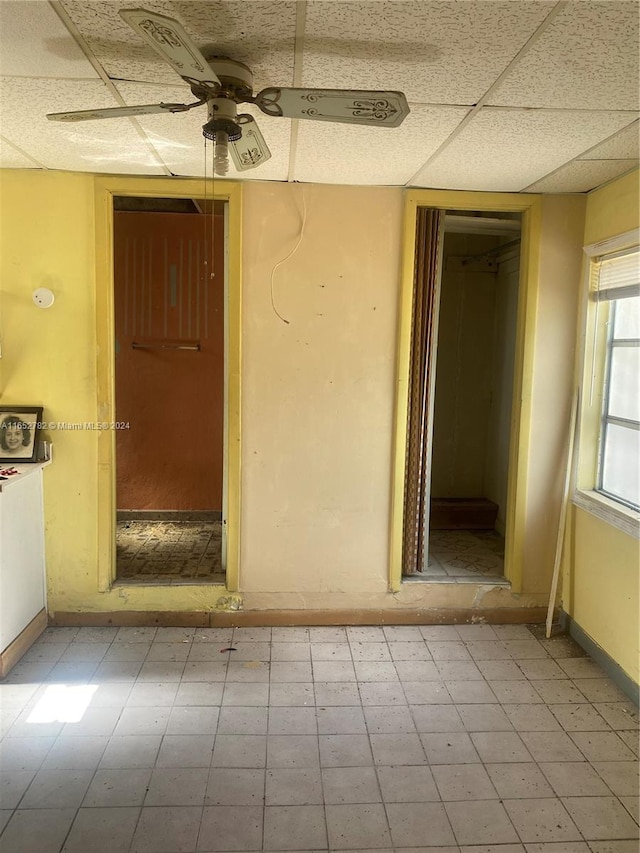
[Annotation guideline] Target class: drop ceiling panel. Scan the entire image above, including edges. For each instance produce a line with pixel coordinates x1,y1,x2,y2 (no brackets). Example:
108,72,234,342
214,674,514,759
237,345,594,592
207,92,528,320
59,0,297,93
580,121,639,160
0,78,165,174
526,159,638,193
302,1,554,104
293,105,469,185
412,109,638,191
114,82,291,180
488,1,640,110
0,0,99,79
0,137,42,169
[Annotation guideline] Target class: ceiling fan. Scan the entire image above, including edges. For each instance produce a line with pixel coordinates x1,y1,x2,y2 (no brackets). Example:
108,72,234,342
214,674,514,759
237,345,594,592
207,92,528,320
46,7,411,176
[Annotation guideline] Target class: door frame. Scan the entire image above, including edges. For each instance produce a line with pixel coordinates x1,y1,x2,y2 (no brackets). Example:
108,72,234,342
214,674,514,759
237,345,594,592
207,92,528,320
94,175,242,593
389,189,542,592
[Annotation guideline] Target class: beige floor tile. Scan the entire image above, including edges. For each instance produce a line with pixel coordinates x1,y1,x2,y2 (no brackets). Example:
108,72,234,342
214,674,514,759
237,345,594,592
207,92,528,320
457,703,513,731
592,760,640,796
445,800,518,845
375,765,439,802
205,768,265,806
519,730,584,762
562,795,640,840
504,797,581,842
486,762,555,799
364,705,416,734
326,802,392,849
470,731,532,763
317,706,367,735
82,768,151,807
319,734,373,767
144,768,208,806
322,766,380,804
421,732,480,764
548,702,610,731
3,624,636,853
593,701,640,731
198,805,263,851
570,730,638,762
212,734,266,768
432,763,498,801
264,804,327,851
266,768,323,805
63,807,140,853
267,734,320,768
539,760,612,796
387,801,456,847
133,805,203,853
410,704,464,733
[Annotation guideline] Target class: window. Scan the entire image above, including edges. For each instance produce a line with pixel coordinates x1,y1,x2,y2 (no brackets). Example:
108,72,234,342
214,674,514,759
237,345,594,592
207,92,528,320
594,247,640,510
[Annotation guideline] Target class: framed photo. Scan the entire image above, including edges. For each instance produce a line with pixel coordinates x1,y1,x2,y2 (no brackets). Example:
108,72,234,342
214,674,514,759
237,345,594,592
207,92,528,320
0,407,43,463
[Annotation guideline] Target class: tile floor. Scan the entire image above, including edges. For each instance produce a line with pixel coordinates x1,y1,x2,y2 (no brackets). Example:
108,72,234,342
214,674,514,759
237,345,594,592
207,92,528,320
0,623,638,852
422,530,506,583
116,521,224,584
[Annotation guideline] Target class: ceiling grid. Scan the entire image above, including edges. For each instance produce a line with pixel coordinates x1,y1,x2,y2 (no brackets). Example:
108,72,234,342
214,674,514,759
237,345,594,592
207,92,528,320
0,0,636,192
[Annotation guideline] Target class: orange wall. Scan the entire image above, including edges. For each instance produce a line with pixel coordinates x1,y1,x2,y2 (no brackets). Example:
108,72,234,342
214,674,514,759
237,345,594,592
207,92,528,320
114,211,224,510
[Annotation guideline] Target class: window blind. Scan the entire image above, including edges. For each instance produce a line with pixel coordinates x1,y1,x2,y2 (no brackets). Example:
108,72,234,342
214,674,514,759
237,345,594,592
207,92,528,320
595,247,640,301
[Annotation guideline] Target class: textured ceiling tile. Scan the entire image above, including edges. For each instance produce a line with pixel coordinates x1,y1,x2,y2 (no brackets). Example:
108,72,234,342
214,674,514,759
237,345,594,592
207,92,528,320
0,137,42,169
302,1,554,104
412,108,638,192
525,159,638,193
114,82,291,180
579,120,640,160
59,0,296,93
488,1,640,110
0,0,99,79
292,104,469,185
0,78,165,174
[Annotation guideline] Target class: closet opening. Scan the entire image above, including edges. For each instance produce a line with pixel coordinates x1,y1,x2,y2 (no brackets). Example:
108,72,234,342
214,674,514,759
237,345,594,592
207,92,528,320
426,210,521,582
401,207,523,583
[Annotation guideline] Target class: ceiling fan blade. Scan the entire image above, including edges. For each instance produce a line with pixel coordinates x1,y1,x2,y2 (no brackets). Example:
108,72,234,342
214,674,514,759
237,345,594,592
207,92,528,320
253,88,410,128
229,116,272,171
46,103,196,122
119,8,220,87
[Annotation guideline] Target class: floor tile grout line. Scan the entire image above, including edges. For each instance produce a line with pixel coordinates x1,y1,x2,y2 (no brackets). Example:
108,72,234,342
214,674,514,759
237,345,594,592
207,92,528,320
0,626,638,850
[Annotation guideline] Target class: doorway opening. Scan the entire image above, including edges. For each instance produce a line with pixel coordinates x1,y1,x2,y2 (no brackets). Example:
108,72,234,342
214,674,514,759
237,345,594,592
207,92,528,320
112,196,227,585
406,209,522,583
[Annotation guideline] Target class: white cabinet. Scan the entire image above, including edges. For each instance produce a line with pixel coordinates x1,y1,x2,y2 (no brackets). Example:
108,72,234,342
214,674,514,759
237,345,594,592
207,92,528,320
0,462,49,674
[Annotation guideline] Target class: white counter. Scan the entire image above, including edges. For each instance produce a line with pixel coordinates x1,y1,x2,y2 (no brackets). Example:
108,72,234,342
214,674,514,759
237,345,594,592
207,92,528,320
0,461,50,662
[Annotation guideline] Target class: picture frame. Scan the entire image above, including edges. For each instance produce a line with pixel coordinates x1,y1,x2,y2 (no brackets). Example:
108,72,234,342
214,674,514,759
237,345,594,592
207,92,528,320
0,406,44,463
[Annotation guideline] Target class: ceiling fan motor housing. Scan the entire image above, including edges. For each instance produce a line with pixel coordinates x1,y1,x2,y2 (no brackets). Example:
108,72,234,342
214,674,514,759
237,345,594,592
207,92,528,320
202,97,242,141
199,57,254,142
202,55,254,99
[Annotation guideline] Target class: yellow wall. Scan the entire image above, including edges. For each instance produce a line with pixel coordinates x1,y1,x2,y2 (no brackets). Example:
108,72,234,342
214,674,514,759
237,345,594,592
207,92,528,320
522,195,587,595
561,169,640,684
1,169,589,616
0,171,100,611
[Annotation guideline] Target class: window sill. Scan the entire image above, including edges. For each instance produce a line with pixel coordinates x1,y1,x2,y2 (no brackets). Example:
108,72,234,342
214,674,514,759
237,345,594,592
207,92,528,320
572,489,640,539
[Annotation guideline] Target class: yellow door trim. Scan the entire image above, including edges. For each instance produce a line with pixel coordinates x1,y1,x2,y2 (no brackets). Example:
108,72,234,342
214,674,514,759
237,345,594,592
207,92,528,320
94,176,242,594
389,189,543,593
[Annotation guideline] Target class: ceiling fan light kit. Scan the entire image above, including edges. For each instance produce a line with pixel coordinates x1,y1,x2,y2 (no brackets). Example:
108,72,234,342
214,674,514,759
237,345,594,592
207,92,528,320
46,7,410,177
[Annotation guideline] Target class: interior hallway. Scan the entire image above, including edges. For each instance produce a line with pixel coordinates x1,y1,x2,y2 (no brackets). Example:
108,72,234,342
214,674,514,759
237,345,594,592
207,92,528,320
0,623,637,852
